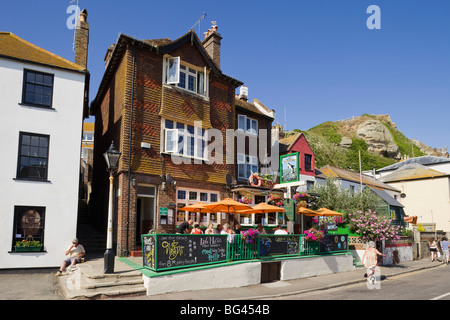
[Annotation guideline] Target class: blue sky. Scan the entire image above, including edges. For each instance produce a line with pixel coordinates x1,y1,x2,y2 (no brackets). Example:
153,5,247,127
1,0,449,149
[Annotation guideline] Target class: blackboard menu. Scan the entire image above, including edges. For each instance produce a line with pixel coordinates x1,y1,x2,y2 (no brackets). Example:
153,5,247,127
259,235,300,256
142,234,228,271
320,234,348,253
142,234,156,270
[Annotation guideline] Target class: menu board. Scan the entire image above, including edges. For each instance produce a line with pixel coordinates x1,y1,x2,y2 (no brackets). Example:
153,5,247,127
259,235,300,256
142,234,228,271
320,234,348,253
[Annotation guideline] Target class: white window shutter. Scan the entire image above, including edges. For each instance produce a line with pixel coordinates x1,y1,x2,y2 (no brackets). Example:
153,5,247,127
167,57,180,84
165,129,178,153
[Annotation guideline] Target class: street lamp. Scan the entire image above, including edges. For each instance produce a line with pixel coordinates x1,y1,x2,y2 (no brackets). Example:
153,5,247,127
103,141,121,274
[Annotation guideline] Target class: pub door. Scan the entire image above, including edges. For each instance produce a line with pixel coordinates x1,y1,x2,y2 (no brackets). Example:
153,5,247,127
136,196,156,243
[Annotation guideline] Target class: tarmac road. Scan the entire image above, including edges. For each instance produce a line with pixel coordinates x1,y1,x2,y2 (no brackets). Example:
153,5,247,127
0,268,63,300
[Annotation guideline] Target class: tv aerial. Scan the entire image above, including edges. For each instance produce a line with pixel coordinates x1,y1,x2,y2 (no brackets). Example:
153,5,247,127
191,12,207,36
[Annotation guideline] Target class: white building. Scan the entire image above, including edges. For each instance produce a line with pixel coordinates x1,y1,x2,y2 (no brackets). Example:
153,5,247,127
0,12,89,268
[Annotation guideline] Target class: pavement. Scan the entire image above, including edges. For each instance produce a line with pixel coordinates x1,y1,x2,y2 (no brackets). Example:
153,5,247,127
0,254,446,300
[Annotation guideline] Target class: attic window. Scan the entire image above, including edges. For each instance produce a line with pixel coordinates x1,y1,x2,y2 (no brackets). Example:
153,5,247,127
164,56,208,97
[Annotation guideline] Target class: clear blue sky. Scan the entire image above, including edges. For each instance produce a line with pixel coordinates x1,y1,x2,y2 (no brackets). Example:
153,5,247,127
1,0,449,149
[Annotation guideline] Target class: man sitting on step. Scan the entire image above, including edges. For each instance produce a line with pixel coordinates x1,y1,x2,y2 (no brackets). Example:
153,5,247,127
55,238,86,276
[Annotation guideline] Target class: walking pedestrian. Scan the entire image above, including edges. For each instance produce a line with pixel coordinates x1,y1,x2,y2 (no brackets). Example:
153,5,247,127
440,237,449,265
430,239,438,262
361,241,385,278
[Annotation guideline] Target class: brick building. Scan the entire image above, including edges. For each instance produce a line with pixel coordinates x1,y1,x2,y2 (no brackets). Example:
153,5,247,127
90,25,278,256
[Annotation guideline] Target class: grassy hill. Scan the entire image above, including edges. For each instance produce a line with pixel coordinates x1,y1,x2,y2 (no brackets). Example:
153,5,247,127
287,114,426,171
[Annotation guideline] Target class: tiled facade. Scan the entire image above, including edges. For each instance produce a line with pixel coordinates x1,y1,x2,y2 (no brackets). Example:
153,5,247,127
90,27,279,256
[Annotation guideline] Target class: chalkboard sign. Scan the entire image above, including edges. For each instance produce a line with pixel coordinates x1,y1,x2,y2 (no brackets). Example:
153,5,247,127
142,234,228,271
320,234,348,253
259,235,300,256
142,234,156,270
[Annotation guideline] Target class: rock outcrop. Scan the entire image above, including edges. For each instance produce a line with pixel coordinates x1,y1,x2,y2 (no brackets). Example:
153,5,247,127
356,120,400,158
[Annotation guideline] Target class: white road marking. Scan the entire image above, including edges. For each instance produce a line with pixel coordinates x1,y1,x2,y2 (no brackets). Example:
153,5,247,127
431,292,450,300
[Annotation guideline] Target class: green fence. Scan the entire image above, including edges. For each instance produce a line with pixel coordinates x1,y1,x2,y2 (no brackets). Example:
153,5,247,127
226,235,260,261
225,234,347,261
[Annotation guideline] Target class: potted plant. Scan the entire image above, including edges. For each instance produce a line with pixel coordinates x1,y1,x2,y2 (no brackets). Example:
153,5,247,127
15,239,42,252
241,228,260,244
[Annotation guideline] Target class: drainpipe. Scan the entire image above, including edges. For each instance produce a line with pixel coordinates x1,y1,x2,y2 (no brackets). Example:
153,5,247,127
126,45,136,256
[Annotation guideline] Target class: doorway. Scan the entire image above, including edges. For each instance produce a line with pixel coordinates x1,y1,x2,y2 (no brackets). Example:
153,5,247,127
136,185,156,243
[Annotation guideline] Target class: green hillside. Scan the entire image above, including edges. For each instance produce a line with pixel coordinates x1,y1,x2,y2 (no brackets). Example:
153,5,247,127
287,114,425,171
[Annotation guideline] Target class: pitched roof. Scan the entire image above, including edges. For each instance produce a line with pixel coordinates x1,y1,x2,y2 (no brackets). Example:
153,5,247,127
319,165,400,192
0,32,87,73
369,187,404,207
377,156,450,172
379,163,450,182
91,31,243,114
235,97,275,119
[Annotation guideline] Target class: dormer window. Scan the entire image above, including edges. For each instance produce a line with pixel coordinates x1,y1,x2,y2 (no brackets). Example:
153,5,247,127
164,56,208,97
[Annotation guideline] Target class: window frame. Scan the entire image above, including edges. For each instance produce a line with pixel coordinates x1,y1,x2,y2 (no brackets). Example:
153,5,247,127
176,188,220,226
305,154,312,171
237,114,258,135
162,119,208,161
16,132,50,181
21,69,54,109
11,206,46,252
237,153,258,180
164,56,209,98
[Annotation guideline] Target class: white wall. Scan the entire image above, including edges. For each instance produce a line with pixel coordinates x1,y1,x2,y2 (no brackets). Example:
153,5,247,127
389,177,450,233
0,58,86,268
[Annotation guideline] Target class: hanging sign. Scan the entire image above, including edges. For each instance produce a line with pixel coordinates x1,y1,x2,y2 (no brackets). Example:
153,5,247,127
284,198,296,221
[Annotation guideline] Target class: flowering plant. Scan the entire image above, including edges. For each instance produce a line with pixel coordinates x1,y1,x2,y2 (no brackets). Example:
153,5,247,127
349,210,403,242
238,194,253,204
268,195,284,207
304,228,325,242
241,228,260,244
333,216,344,225
15,239,41,247
293,192,307,201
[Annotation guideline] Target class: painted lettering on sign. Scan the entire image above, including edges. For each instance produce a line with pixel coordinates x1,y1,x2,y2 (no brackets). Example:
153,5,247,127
161,241,185,260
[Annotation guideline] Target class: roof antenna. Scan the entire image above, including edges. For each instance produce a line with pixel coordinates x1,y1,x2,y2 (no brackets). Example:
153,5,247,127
191,12,207,36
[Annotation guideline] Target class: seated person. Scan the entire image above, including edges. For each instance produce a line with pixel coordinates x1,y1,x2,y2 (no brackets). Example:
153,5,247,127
55,238,85,276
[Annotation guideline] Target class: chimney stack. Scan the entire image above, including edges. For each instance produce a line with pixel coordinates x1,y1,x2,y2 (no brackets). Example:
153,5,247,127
74,9,89,69
202,22,222,69
104,43,115,69
239,85,248,101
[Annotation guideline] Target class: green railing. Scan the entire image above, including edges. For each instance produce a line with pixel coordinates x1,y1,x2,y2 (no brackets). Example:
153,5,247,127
225,234,347,261
226,235,260,261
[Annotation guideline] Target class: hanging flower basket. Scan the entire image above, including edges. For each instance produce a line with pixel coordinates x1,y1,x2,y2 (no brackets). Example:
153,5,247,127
268,194,284,207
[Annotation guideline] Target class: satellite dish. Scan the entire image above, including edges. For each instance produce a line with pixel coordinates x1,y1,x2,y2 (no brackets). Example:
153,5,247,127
166,174,173,184
400,193,406,198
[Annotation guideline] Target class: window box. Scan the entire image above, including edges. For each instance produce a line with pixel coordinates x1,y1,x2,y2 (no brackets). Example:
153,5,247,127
14,246,42,252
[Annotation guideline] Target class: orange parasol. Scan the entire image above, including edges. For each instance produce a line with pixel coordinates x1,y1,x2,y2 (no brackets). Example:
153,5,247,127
203,198,252,213
297,207,322,216
316,208,344,216
237,202,284,215
178,202,213,213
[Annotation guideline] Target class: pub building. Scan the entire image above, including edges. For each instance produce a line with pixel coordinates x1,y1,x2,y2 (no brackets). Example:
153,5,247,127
90,25,281,257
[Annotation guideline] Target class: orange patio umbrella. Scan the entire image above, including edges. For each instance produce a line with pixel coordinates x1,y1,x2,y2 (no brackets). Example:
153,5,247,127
297,207,322,216
203,198,252,213
178,202,213,213
316,208,344,216
237,202,285,215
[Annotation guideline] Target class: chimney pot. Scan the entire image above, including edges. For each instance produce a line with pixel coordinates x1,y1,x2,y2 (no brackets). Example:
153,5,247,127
202,22,222,69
